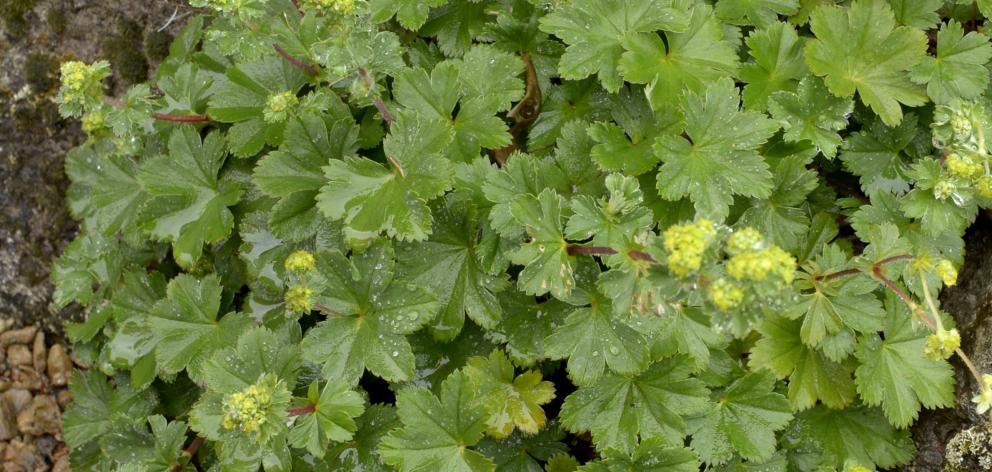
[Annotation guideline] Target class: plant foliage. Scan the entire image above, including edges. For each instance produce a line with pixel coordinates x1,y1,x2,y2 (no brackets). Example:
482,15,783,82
53,0,992,470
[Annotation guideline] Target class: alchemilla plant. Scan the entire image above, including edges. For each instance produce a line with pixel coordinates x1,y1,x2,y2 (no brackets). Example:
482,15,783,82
51,0,992,470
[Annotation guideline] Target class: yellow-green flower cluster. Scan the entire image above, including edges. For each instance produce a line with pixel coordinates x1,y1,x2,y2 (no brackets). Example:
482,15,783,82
933,180,957,201
264,91,298,123
81,110,106,135
937,259,958,287
303,0,355,13
57,60,110,116
924,328,961,361
662,219,716,277
726,245,797,284
946,153,985,180
726,227,763,255
973,374,992,415
978,176,992,199
222,380,275,434
843,464,872,472
709,278,744,311
285,286,314,314
284,250,316,273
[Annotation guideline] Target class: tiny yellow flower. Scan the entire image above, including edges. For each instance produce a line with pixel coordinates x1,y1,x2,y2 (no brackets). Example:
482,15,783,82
81,110,105,135
911,254,934,272
305,0,355,13
945,153,984,180
709,278,744,311
978,176,992,199
933,180,956,201
222,380,275,434
663,219,716,277
726,227,763,255
972,374,992,415
726,246,796,283
951,113,973,140
924,328,960,361
285,285,314,314
284,250,316,273
264,91,298,123
937,259,958,287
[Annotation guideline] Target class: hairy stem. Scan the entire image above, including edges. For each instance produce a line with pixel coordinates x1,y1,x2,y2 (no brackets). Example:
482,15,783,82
815,254,914,281
171,435,204,472
273,44,320,75
152,113,211,123
357,67,395,126
566,245,656,263
287,404,316,416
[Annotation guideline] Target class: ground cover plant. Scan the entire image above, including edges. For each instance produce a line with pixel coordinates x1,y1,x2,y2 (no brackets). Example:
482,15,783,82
49,0,992,470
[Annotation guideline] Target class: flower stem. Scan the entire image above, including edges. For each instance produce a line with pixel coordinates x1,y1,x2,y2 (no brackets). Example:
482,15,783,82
287,404,316,416
152,113,210,123
273,44,320,75
357,67,395,126
170,435,204,472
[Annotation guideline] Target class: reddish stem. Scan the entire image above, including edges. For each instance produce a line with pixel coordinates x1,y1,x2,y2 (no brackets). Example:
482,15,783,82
358,67,395,126
566,245,657,263
274,44,320,75
816,254,913,281
152,113,210,123
288,404,316,416
171,436,204,472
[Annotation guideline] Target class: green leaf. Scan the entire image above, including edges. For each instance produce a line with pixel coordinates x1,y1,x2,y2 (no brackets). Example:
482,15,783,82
146,274,252,382
655,77,778,220
397,198,507,341
380,371,495,472
689,371,793,465
300,242,439,383
750,315,857,410
785,245,886,347
316,110,454,241
583,438,700,472
797,405,915,469
804,0,928,126
560,356,710,454
716,0,800,28
207,55,308,156
738,152,819,252
545,296,651,386
910,20,992,104
528,79,610,150
490,291,572,366
901,159,979,237
190,327,299,439
464,350,556,438
889,0,942,29
539,0,691,92
289,381,366,457
369,0,448,30
254,111,359,241
420,1,492,57
619,3,739,109
586,87,681,176
740,22,808,110
507,189,576,300
138,126,242,269
566,174,653,249
63,372,158,449
854,294,955,428
325,404,399,471
482,153,568,236
768,76,853,157
838,113,921,195
476,423,569,471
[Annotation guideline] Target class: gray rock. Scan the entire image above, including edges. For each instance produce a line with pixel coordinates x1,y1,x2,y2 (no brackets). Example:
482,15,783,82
45,345,69,387
16,396,59,437
4,345,30,368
